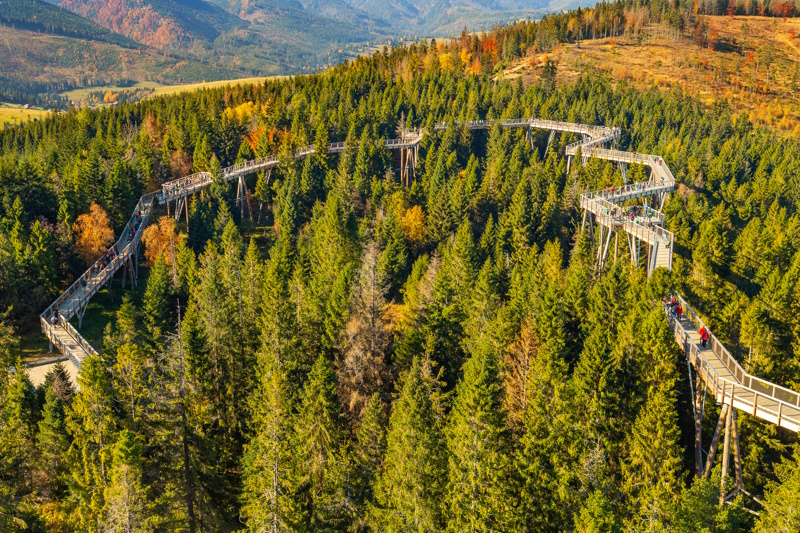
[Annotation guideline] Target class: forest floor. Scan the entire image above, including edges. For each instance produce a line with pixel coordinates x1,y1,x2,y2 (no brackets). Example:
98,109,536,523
501,16,800,138
0,104,52,128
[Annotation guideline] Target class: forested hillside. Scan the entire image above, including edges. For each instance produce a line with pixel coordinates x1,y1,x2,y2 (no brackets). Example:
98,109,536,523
2,1,800,531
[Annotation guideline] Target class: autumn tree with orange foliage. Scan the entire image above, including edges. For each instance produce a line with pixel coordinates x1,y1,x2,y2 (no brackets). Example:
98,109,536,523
73,203,115,265
141,216,186,266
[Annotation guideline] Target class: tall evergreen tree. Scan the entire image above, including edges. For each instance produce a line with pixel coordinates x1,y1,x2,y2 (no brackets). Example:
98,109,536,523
372,357,445,532
445,339,511,532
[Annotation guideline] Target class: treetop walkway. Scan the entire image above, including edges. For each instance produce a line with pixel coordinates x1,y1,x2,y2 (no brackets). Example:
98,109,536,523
35,116,798,507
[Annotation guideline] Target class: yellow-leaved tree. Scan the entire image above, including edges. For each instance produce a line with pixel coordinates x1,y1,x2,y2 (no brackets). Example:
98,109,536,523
141,216,186,266
73,203,114,265
401,205,427,252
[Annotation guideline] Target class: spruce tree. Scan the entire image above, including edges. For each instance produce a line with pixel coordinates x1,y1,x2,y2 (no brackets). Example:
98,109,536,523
292,354,349,531
372,357,445,532
102,430,150,533
143,255,172,342
445,339,511,532
241,233,296,532
754,445,800,532
0,359,34,523
66,354,117,531
37,385,69,497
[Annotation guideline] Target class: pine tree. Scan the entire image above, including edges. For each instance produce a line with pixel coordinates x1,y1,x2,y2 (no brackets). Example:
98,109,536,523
292,354,349,531
513,284,574,531
241,231,297,532
350,393,385,529
445,339,511,532
574,490,619,533
240,298,294,531
192,135,212,174
754,445,800,532
66,354,117,531
371,357,445,532
339,241,391,422
0,359,34,525
113,342,148,432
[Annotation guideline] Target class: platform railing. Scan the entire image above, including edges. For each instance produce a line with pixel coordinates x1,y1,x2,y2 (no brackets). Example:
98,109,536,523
580,192,673,246
675,294,800,408
667,303,800,430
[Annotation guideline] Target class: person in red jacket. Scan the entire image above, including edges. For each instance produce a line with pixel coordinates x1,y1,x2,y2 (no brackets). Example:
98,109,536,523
699,326,710,349
676,304,683,322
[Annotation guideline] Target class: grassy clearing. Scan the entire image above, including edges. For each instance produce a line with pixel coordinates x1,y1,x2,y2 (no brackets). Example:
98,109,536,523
0,104,52,128
62,75,288,105
504,16,800,137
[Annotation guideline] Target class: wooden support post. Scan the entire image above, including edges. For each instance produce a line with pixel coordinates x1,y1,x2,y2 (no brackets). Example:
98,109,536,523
566,156,572,175
694,374,704,476
121,263,127,289
614,230,619,263
720,405,733,505
704,404,730,478
731,409,743,491
600,225,612,268
596,224,604,265
581,209,587,232
545,130,555,159
127,257,136,289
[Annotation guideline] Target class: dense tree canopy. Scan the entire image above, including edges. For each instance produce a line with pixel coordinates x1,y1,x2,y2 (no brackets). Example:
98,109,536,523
1,2,800,530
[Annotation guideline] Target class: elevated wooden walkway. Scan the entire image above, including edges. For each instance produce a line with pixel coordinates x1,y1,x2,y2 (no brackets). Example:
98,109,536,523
36,117,798,480
669,294,800,432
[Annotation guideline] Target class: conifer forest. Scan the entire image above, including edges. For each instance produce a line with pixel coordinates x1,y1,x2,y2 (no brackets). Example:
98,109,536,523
2,2,800,531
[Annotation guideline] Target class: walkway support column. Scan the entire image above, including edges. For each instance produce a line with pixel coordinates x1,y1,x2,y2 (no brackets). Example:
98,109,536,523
731,409,743,492
694,374,704,476
720,405,733,505
704,404,730,478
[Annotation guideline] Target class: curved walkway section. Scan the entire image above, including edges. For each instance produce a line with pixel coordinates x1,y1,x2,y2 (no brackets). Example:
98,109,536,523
34,116,799,434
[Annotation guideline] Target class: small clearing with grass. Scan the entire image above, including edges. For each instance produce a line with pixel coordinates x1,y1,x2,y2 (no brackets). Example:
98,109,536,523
0,104,52,128
62,76,288,107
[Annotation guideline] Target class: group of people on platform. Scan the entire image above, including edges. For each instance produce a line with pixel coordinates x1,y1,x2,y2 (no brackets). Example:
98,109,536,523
95,245,119,273
128,211,142,242
664,295,710,348
599,204,659,226
163,174,208,197
665,295,684,322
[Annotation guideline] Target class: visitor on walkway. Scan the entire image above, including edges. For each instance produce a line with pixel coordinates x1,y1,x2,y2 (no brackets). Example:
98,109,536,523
50,310,58,325
676,304,683,322
699,326,710,348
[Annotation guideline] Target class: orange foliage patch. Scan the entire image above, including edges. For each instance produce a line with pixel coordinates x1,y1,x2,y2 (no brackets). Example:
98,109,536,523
141,216,186,266
73,203,114,265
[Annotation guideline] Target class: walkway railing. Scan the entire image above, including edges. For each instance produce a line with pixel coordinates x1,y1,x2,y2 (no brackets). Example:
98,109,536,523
675,294,800,408
39,192,154,363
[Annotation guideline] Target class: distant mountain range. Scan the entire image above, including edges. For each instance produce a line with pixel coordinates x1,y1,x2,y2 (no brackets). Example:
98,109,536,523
0,0,587,106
